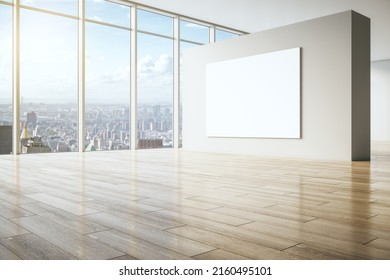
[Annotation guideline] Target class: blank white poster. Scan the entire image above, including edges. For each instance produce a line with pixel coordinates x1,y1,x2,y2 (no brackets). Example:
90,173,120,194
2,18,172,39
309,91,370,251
206,47,301,138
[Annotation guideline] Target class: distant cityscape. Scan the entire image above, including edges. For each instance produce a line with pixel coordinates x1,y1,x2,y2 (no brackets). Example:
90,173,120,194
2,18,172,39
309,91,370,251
0,102,173,153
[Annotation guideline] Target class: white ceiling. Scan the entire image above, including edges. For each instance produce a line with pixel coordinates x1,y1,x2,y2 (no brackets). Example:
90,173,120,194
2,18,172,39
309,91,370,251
131,0,390,61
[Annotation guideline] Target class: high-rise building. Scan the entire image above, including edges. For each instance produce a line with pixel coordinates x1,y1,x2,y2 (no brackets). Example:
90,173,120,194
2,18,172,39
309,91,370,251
0,125,12,154
26,111,37,127
153,105,161,117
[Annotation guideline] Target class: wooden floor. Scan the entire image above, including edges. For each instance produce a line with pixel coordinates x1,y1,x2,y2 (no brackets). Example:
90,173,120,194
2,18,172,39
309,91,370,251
0,143,390,260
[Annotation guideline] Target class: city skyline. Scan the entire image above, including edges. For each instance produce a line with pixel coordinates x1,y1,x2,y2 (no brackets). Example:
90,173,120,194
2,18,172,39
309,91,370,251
14,102,174,152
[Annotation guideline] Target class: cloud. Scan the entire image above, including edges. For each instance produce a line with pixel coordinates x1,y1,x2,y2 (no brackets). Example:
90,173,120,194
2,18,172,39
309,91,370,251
138,54,173,88
154,54,172,73
137,54,173,103
138,54,173,75
138,54,154,73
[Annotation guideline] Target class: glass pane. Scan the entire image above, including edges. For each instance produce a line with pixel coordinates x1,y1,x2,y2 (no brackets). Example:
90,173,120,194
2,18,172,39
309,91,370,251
216,29,239,42
86,0,130,28
85,23,130,151
137,9,173,37
179,42,200,148
180,20,209,44
20,9,78,153
20,0,78,16
0,5,13,155
138,33,173,148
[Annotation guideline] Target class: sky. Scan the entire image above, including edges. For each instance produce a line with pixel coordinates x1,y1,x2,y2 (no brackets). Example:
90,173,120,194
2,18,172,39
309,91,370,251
0,0,237,105
0,5,12,104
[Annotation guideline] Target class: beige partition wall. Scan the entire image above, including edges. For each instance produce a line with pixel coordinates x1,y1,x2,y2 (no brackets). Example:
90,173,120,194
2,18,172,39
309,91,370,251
182,10,370,161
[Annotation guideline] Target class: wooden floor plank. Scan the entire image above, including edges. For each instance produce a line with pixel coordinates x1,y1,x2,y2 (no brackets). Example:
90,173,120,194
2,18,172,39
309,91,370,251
20,203,110,235
150,209,298,250
0,189,36,205
84,201,184,230
0,217,30,239
193,249,250,260
364,238,390,251
167,226,305,260
284,243,362,260
0,244,22,260
88,230,193,260
0,199,34,219
84,212,215,257
10,215,124,260
0,234,77,260
241,222,390,259
139,197,222,211
25,193,100,216
0,143,389,259
84,198,163,214
211,205,317,224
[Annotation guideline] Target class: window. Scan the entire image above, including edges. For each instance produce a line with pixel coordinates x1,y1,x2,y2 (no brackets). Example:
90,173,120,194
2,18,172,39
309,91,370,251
85,0,130,28
0,4,12,123
20,0,78,16
2,1,243,155
137,9,173,37
216,28,239,41
137,33,173,149
180,20,209,44
137,10,174,149
0,4,12,154
20,9,78,153
85,22,130,151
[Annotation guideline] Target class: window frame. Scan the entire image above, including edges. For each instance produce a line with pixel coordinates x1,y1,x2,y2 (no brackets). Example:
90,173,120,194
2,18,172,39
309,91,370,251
4,0,246,154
